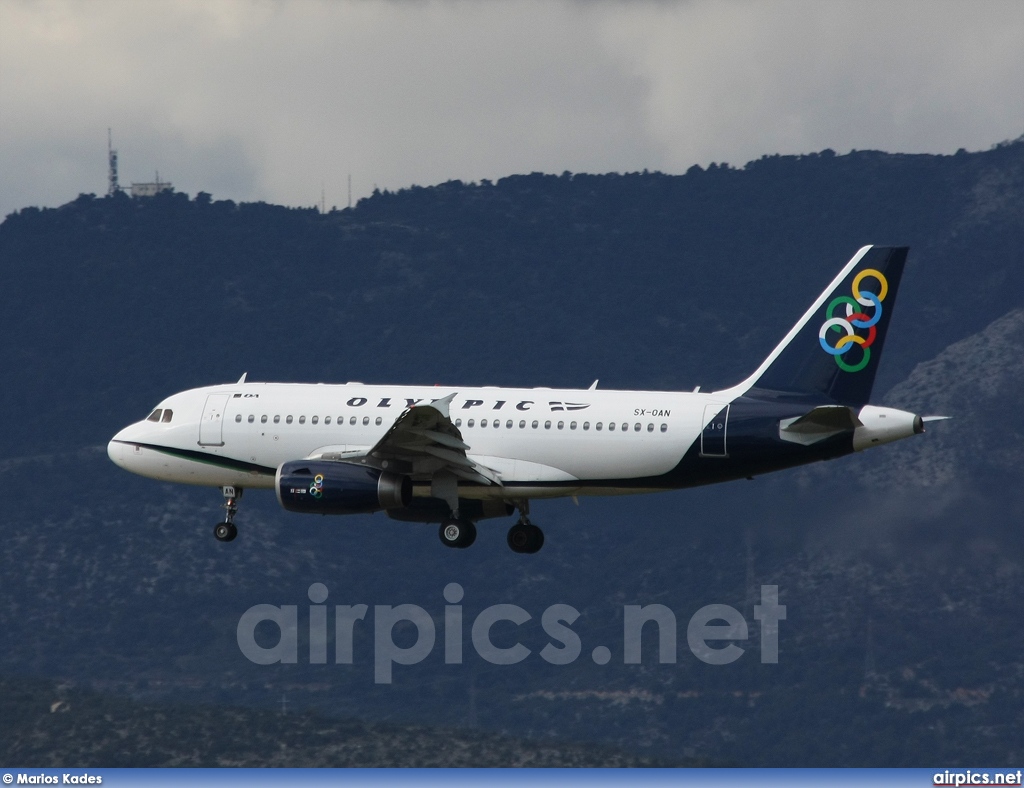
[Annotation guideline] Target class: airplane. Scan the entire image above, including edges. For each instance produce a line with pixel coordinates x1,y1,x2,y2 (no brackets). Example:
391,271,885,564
108,245,941,553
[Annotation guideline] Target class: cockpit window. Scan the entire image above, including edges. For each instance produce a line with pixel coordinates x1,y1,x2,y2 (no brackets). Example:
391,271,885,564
161,410,173,423
147,409,163,422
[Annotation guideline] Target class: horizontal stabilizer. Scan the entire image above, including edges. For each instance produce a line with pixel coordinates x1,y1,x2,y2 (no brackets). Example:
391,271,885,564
779,405,862,446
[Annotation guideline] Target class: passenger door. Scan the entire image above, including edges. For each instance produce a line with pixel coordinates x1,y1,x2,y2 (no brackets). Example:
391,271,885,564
199,394,230,446
700,403,729,457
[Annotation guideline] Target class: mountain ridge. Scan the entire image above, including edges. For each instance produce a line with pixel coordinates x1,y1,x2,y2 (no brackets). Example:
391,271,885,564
1,141,1023,765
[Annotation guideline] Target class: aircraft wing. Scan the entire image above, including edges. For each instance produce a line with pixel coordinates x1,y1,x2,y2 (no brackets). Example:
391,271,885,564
317,393,501,486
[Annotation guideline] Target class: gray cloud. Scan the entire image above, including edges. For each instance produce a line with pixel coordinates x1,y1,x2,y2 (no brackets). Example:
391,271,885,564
1,0,1021,217
597,1,1024,168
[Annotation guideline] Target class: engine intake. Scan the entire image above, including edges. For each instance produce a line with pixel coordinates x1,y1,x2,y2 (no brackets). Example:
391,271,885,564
276,460,412,515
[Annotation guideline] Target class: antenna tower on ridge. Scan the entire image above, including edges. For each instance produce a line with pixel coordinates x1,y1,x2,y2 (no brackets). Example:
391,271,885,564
107,128,120,196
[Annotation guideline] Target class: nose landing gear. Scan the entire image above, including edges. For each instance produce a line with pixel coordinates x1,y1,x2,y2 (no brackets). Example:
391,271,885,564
214,486,242,542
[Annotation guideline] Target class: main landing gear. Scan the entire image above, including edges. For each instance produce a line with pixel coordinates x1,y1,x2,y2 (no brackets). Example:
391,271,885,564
214,486,242,542
439,501,546,553
507,501,544,554
507,520,544,554
439,518,477,549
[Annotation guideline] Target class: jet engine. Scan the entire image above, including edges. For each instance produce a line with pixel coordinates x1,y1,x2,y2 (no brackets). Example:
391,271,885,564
276,460,412,515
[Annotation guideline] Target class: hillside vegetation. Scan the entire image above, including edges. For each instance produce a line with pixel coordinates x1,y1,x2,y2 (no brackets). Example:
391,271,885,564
1,139,1022,766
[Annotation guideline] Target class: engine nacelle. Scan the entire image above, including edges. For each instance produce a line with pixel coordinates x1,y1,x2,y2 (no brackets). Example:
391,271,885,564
276,460,412,515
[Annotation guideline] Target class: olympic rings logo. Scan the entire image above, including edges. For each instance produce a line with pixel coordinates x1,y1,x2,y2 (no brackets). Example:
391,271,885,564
818,268,888,373
309,473,325,499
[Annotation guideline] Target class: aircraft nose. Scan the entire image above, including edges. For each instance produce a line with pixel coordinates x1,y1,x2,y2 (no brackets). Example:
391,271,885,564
107,424,138,470
107,437,127,469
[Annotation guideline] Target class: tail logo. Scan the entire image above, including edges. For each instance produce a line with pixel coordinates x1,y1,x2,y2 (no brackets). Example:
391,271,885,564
818,268,888,373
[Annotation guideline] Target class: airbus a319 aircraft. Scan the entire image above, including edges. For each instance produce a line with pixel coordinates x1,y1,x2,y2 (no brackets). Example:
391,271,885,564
109,246,940,553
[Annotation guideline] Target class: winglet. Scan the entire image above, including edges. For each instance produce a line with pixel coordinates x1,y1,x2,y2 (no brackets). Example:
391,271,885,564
237,372,248,384
426,392,457,419
589,380,599,390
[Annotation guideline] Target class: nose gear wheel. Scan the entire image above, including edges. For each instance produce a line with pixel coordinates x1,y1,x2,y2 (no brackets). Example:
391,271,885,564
214,486,242,542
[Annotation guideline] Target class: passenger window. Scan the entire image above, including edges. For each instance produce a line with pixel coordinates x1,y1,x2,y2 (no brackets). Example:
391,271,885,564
338,416,344,424
608,422,615,431
299,416,306,425
634,423,641,432
325,416,331,425
481,419,488,428
544,421,551,429
557,421,564,430
311,416,319,425
375,417,382,426
261,415,268,424
161,410,173,423
519,420,526,429
622,423,628,432
456,419,462,427
273,415,280,424
247,414,255,423
532,420,538,429
505,420,512,429
468,419,475,427
583,422,589,431
286,416,293,424
661,423,668,432
570,421,577,430
235,414,242,423
596,422,603,431
350,417,356,425
647,423,654,432
362,416,369,425
146,409,162,422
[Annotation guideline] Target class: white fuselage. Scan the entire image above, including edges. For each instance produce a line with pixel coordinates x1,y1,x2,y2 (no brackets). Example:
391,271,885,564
108,381,720,498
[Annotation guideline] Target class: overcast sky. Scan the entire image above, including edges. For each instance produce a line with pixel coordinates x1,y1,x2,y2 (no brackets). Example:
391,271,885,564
1,0,1022,217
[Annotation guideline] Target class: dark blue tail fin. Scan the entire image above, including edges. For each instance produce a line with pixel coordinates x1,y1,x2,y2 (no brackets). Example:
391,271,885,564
732,246,908,407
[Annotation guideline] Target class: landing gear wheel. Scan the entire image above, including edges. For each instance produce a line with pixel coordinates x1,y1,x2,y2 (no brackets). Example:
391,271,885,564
213,486,242,542
507,522,544,554
214,522,238,542
439,519,477,549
